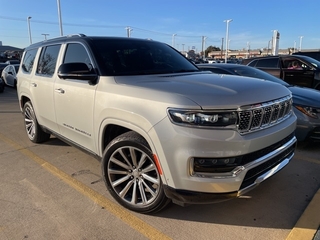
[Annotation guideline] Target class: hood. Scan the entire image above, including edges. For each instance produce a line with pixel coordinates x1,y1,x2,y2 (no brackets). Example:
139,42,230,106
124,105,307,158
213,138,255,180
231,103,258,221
288,86,320,107
114,72,291,109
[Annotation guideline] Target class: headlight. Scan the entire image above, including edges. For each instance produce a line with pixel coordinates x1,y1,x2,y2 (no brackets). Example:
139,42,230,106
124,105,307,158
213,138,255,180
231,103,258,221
294,105,320,119
167,108,238,128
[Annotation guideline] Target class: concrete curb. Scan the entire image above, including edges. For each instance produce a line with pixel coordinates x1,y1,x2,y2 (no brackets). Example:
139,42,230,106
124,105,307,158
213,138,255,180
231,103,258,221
286,188,320,240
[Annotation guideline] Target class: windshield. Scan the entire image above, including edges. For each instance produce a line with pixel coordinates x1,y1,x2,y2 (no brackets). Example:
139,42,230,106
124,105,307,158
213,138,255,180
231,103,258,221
297,55,320,68
229,65,290,86
93,38,199,76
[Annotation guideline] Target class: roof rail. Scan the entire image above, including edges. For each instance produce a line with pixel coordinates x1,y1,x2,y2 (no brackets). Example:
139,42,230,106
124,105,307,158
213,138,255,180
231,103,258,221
66,34,86,38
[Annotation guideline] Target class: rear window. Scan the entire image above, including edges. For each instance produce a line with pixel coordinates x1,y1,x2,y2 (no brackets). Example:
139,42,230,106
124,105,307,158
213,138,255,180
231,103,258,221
255,58,279,68
36,44,61,76
21,48,38,73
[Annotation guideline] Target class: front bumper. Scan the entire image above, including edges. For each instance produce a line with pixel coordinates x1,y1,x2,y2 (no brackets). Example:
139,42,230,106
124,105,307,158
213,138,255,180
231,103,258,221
163,134,296,205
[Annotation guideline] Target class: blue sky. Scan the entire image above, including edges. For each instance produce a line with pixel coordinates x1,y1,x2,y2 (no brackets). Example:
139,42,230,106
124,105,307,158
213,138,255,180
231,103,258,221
0,0,319,52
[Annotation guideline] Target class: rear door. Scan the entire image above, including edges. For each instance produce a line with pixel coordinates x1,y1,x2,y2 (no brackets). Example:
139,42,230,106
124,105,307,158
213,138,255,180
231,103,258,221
248,58,281,78
21,46,60,133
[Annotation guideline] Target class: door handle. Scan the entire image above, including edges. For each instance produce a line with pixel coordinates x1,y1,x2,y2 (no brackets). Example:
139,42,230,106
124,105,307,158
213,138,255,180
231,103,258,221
55,88,65,94
31,82,37,87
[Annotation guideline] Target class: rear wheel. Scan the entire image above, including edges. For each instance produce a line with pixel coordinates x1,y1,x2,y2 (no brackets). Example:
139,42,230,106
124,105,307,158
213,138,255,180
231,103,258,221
23,101,50,143
101,131,170,213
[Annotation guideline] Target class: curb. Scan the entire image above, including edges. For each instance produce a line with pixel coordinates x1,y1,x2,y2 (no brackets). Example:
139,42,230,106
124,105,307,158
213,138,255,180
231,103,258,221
286,188,320,240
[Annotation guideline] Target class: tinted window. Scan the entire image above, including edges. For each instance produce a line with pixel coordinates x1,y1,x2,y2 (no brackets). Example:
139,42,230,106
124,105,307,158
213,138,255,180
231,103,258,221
201,68,230,74
37,45,61,76
63,43,91,66
21,48,38,73
255,58,279,68
92,39,198,76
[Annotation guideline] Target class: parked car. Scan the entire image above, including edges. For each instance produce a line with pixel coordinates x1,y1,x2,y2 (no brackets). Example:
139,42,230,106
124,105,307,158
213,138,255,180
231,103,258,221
0,77,4,93
17,34,296,213
0,63,8,75
5,59,20,64
241,55,320,90
197,63,320,141
1,64,19,87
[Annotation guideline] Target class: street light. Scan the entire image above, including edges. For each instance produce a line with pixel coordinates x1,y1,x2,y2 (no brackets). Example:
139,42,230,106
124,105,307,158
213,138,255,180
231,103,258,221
42,34,49,40
57,0,63,36
299,36,304,51
172,34,177,48
27,16,32,44
224,19,232,63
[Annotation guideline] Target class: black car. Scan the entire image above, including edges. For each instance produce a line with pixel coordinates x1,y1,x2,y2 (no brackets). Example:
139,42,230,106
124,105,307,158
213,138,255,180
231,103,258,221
241,55,320,90
197,63,320,141
0,77,4,93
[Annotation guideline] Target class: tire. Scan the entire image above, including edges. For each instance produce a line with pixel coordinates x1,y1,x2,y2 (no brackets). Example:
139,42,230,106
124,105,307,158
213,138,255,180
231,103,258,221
101,131,170,213
23,101,50,143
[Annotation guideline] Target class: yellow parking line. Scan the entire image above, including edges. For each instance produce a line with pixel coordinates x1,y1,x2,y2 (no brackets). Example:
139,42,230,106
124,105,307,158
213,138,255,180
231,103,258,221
0,133,171,240
286,188,320,240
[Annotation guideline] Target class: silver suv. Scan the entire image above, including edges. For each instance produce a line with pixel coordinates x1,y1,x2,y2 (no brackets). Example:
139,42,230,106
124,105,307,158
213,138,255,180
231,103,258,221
17,34,297,213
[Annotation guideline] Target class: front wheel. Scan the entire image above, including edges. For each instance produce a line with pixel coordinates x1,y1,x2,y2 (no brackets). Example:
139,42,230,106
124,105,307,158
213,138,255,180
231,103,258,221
23,101,50,143
101,131,170,213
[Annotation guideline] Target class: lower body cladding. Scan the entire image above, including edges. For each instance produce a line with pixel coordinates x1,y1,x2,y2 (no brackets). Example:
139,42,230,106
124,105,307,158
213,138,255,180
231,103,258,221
151,116,297,206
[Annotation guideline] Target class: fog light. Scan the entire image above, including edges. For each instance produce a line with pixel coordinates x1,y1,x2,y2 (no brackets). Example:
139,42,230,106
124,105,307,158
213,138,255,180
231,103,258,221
193,157,240,173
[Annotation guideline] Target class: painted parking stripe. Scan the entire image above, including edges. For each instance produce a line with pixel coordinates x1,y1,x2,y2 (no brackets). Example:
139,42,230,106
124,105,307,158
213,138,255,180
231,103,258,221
0,133,171,240
286,188,320,240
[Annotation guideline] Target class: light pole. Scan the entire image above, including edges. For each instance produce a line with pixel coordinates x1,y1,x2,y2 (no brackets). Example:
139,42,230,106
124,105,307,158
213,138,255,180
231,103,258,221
57,0,63,36
293,41,296,53
224,19,232,63
42,34,49,40
202,36,207,60
27,16,32,44
172,34,177,48
126,27,133,37
299,36,303,51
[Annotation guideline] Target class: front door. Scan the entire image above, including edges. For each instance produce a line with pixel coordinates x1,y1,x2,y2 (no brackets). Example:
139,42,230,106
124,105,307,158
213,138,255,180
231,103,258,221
281,57,314,88
54,43,97,153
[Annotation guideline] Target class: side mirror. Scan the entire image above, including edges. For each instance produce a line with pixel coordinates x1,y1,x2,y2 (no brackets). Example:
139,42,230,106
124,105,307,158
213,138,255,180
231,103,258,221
58,62,98,84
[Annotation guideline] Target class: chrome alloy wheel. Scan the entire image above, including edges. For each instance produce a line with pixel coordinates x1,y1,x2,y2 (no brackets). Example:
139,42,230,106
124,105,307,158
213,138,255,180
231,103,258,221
24,104,36,140
107,146,161,207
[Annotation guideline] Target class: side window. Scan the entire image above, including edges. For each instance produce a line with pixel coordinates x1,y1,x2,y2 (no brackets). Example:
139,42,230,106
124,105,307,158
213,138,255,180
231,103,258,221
36,45,61,76
255,58,279,68
247,60,257,67
63,43,91,66
21,48,38,73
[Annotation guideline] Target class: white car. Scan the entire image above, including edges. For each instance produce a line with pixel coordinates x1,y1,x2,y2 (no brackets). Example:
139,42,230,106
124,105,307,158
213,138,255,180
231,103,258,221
17,34,297,213
1,64,19,87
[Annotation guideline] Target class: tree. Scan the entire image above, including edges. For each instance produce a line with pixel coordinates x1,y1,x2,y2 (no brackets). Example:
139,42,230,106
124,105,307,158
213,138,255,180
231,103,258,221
205,46,221,57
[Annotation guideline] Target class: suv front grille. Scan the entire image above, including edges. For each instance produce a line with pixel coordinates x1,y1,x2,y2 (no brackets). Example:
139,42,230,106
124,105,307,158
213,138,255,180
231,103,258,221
238,96,292,134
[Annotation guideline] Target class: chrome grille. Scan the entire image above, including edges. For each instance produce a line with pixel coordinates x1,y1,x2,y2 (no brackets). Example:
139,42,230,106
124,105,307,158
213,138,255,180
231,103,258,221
238,96,292,134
